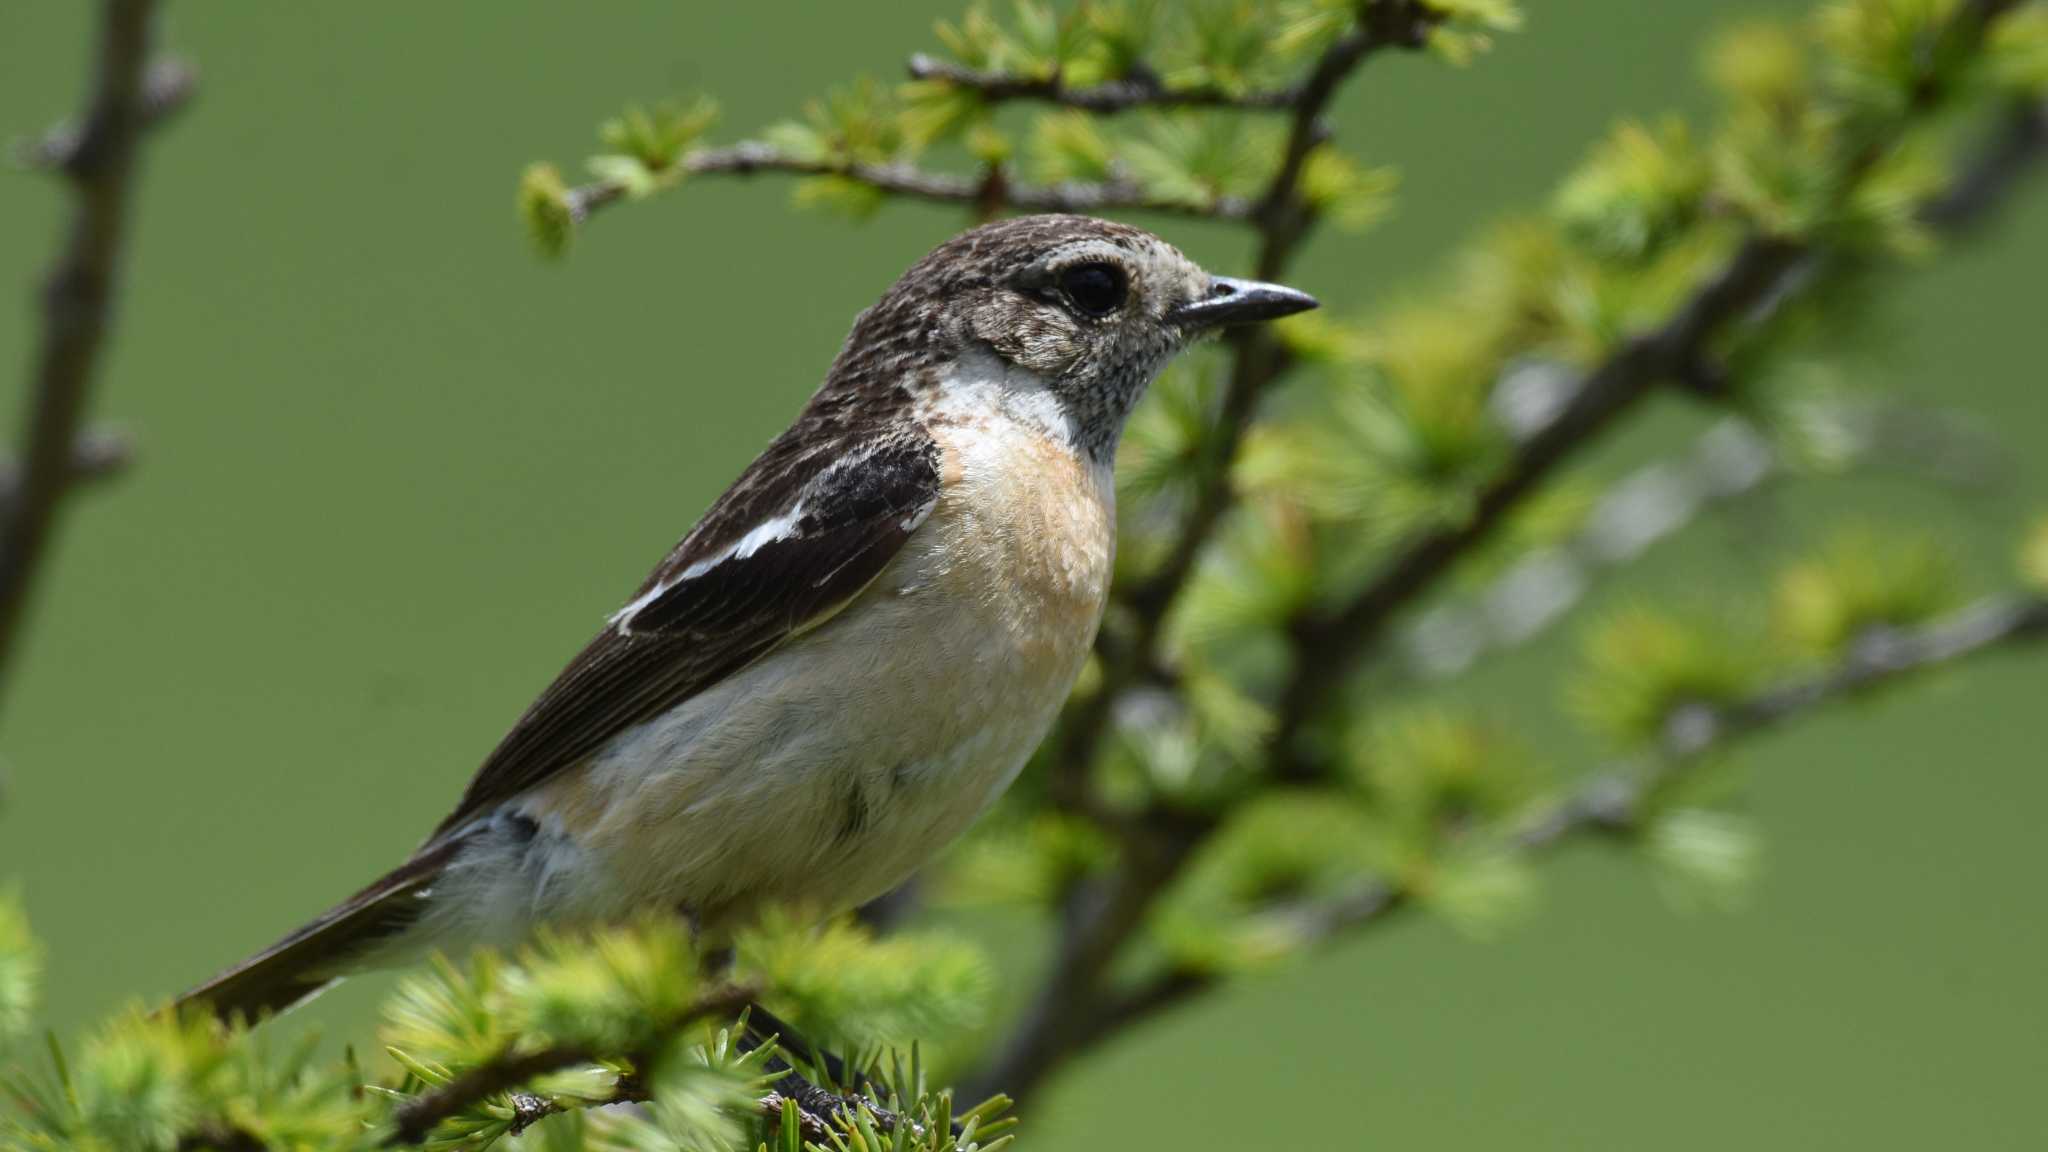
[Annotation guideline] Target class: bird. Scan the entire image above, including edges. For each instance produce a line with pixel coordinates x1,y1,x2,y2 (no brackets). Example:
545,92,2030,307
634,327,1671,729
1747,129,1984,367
178,214,1317,1020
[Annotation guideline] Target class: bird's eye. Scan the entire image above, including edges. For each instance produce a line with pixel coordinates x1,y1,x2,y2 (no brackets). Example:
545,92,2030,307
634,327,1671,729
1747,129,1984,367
1057,262,1127,317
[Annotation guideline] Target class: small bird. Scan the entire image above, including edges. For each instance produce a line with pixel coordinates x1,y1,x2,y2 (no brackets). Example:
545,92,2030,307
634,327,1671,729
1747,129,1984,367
180,214,1316,1019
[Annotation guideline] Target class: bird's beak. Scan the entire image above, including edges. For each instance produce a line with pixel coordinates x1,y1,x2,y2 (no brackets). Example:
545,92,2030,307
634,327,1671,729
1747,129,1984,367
1168,275,1320,331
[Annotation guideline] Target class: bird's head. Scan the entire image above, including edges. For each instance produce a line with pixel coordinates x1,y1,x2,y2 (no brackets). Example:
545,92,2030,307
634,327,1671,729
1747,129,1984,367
836,215,1318,459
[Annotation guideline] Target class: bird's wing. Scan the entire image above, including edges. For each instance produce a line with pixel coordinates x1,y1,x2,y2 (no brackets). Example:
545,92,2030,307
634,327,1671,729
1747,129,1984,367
431,426,942,837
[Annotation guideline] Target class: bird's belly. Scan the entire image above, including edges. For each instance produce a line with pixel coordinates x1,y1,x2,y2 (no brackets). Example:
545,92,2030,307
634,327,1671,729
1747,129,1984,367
522,422,1114,933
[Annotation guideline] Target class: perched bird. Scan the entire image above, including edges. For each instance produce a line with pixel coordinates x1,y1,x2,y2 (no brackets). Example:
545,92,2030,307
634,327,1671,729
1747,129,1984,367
180,214,1316,1019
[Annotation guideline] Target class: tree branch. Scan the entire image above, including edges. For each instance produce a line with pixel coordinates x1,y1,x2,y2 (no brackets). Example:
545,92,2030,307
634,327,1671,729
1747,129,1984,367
1267,234,1810,779
0,0,183,703
1399,393,2004,682
15,56,194,172
1918,97,2048,232
905,54,1300,114
389,988,934,1148
559,142,1255,230
1092,593,2048,1042
383,983,754,1146
0,428,133,523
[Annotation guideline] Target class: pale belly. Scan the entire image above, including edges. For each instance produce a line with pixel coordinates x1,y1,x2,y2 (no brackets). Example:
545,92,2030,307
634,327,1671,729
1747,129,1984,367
475,413,1115,940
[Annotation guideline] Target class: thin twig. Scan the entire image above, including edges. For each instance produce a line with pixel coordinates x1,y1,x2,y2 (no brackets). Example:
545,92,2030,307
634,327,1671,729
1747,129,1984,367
497,1083,843,1145
906,54,1299,113
0,0,182,703
0,429,134,522
496,1050,898,1148
383,984,754,1145
405,992,918,1147
173,1123,269,1152
559,142,1254,229
15,57,194,172
1089,595,2048,1039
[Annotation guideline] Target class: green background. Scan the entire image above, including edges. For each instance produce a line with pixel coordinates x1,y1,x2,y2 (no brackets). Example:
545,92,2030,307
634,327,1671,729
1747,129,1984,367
3,2,2044,1148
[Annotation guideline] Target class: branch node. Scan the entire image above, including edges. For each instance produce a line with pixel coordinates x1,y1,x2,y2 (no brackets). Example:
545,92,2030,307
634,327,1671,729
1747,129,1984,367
21,57,195,176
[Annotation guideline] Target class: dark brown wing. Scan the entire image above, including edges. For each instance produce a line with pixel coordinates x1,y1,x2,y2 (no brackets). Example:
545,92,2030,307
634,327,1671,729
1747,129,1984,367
431,429,941,838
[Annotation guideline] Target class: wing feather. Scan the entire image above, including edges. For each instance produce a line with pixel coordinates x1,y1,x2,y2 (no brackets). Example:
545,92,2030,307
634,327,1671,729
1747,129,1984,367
431,428,940,837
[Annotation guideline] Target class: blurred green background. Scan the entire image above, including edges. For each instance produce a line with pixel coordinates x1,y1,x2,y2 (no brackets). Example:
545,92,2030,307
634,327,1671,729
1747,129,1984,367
2,2,2044,1148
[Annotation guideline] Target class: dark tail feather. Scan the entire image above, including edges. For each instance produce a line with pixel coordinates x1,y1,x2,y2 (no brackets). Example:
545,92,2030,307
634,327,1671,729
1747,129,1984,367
177,842,460,1022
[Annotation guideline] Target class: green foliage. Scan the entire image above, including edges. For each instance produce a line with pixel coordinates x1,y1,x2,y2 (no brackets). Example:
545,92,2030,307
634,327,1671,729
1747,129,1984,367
6,1009,372,1152
589,99,720,199
1301,146,1400,231
1345,709,1544,935
2023,516,2048,592
1646,807,1765,913
517,163,577,260
518,0,1474,252
938,812,1115,909
767,80,912,170
1571,604,1764,747
1153,792,1383,971
802,1061,1016,1152
1772,526,1957,661
0,894,37,1057
374,922,761,1149
501,920,711,1055
0,910,1006,1152
736,915,989,1053
1552,119,1709,262
1345,708,1545,844
932,2,1070,79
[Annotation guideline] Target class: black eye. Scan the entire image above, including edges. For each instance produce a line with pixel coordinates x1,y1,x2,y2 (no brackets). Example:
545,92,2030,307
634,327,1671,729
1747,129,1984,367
1057,262,1127,317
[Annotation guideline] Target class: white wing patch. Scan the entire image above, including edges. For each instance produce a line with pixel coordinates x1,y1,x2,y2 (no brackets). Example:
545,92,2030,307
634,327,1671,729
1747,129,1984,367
605,435,944,636
608,504,807,631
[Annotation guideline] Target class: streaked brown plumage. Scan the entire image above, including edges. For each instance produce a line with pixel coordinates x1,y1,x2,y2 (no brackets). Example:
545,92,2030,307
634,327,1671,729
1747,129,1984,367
179,215,1317,1020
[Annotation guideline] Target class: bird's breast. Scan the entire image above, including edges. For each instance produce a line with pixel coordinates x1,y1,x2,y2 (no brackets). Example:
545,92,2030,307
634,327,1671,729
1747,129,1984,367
520,403,1117,932
907,412,1117,662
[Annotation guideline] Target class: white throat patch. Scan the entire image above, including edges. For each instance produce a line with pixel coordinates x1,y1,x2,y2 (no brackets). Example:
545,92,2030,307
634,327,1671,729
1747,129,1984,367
926,347,1083,457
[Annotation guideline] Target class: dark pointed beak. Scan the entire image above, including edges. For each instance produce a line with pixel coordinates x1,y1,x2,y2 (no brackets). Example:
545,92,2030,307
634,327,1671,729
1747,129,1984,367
1168,275,1320,331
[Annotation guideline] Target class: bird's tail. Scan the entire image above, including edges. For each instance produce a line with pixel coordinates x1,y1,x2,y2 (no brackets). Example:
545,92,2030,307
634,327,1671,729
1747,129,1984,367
176,840,462,1022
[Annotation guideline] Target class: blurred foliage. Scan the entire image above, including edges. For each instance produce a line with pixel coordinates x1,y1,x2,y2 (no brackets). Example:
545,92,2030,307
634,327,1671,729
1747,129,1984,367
0,895,38,1059
2024,515,2048,590
1569,603,1764,746
0,904,1009,1151
1772,526,1958,660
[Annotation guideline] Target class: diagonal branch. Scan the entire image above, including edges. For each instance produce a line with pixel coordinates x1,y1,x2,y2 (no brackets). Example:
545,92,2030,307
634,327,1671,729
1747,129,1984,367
0,0,185,704
383,984,755,1145
1092,594,2048,1040
1269,20,2043,783
1268,234,1809,778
